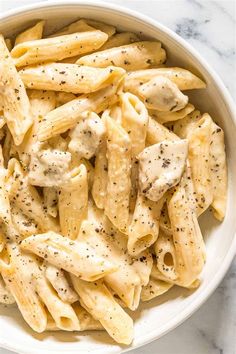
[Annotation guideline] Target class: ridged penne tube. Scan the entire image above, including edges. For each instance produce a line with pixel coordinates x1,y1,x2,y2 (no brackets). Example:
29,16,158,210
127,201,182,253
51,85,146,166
120,92,148,158
209,118,227,221
38,84,118,141
154,231,177,281
0,274,15,304
43,262,78,304
128,193,164,256
34,270,81,331
58,164,88,239
48,19,96,38
68,111,106,159
132,249,153,286
120,92,148,210
0,35,33,145
100,32,140,50
14,20,45,46
168,186,206,287
77,41,166,70
11,204,39,237
49,18,115,38
146,116,179,145
150,103,195,124
7,159,59,233
141,278,173,301
187,114,213,215
173,109,201,138
11,31,108,67
20,64,125,94
72,303,104,330
16,90,57,167
124,67,206,92
46,304,103,331
78,220,142,310
92,141,108,209
104,114,131,231
82,19,116,37
0,244,47,332
150,263,200,289
43,187,58,218
137,76,188,111
20,231,117,281
71,277,134,345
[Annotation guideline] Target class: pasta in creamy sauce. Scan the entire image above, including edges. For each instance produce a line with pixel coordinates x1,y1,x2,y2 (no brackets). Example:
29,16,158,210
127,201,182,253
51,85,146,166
0,18,227,345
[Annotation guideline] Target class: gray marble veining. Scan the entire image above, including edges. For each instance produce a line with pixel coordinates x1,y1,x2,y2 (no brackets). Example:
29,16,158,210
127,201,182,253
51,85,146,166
0,1,235,354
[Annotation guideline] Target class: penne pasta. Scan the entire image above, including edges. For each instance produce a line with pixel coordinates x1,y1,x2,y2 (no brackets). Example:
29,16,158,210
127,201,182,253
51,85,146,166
46,304,103,331
104,113,131,232
168,186,206,287
120,92,148,210
37,84,118,141
15,20,45,46
0,35,33,145
71,277,133,345
150,103,195,124
154,231,177,281
0,274,15,304
0,244,47,333
146,116,179,145
77,41,166,70
78,219,142,310
187,114,213,215
7,158,59,233
173,109,201,138
100,31,140,51
43,262,79,304
92,141,108,210
124,67,206,92
20,64,125,94
128,193,164,256
58,164,88,239
43,187,58,218
141,278,173,301
49,18,115,38
34,268,81,331
208,117,227,221
17,90,57,167
20,231,117,281
11,31,108,67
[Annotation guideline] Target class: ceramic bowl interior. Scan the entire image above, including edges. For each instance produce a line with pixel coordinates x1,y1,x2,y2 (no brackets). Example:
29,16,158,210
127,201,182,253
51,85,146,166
0,2,235,354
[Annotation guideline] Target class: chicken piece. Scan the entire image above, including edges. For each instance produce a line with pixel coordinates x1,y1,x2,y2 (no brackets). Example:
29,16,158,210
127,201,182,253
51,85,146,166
68,112,106,159
137,76,188,111
28,145,71,187
138,139,188,201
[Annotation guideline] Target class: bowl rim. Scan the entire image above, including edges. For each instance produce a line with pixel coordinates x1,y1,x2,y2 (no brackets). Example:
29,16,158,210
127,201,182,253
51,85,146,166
0,1,236,354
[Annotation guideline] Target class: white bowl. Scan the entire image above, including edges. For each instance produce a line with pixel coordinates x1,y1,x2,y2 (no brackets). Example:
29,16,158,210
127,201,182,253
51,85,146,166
0,2,236,354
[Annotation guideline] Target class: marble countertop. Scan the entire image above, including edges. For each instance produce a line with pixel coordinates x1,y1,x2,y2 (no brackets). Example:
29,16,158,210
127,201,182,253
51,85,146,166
0,1,235,354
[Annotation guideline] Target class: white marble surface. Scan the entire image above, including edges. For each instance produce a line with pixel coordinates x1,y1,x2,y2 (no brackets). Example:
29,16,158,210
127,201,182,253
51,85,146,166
0,1,235,354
